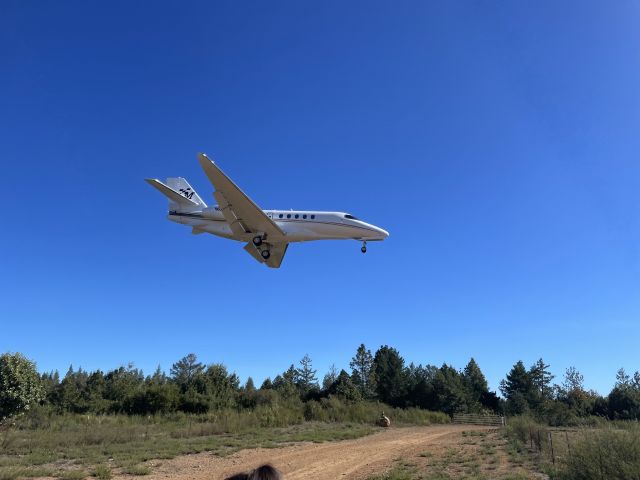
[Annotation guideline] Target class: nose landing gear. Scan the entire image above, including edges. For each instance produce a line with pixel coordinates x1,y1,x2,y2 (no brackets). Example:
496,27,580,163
361,241,367,254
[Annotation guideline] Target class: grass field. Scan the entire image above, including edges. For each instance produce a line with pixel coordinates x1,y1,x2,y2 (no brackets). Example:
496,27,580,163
366,429,540,480
0,404,447,480
0,420,374,480
503,416,640,480
366,418,640,480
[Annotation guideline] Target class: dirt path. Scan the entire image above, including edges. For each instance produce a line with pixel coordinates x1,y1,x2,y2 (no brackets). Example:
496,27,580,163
129,425,485,480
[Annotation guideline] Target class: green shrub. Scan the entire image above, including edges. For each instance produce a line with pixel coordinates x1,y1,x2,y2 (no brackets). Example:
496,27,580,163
557,428,640,480
505,416,546,446
91,465,111,479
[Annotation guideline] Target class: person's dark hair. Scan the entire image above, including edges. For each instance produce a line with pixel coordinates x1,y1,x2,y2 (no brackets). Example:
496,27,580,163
224,474,249,480
248,464,282,480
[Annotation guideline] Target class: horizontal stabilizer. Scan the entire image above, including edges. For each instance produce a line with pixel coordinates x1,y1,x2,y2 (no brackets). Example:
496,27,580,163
145,178,202,210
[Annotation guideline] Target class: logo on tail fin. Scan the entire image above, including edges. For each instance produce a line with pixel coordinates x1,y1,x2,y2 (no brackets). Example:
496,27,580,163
179,188,194,199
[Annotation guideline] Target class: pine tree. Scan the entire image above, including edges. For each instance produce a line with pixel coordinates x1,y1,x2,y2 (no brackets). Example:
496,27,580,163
204,364,239,409
563,366,585,393
328,370,361,401
373,346,406,406
323,364,338,391
433,364,468,415
273,365,298,398
295,354,318,395
244,377,256,392
615,368,631,388
170,354,204,392
529,358,554,400
462,358,489,406
149,365,167,385
500,361,532,415
350,344,375,399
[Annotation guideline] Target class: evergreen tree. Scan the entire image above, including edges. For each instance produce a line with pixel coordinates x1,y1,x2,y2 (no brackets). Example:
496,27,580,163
608,368,640,420
86,370,109,413
40,371,61,407
563,366,584,393
295,354,318,396
170,354,205,392
405,364,438,410
204,363,239,409
322,364,338,391
529,358,554,400
615,368,631,387
500,361,532,415
373,346,406,406
328,370,361,401
273,365,298,398
260,377,273,390
433,364,468,415
350,344,375,399
244,377,256,392
149,365,168,385
462,358,489,409
59,365,91,413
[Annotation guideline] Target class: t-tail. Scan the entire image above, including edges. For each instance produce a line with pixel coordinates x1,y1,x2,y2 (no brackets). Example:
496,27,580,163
145,177,207,212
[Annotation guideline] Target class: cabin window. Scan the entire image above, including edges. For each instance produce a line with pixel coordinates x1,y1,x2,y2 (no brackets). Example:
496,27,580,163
344,214,359,220
303,214,307,219
295,214,299,219
311,215,315,219
287,214,291,218
279,214,283,218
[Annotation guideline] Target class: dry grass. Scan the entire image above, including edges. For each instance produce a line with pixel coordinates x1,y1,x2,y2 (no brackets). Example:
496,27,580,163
0,417,375,479
368,428,541,480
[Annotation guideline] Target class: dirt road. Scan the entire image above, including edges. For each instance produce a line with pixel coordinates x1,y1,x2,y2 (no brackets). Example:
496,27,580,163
131,425,485,480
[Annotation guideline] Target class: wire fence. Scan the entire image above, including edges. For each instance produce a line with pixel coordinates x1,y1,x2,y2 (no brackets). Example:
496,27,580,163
524,425,577,465
452,413,505,426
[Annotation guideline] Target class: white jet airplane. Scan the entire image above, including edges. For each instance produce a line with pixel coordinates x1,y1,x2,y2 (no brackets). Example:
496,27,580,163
146,153,389,268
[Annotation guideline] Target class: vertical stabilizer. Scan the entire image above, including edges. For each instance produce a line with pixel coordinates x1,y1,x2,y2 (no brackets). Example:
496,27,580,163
145,177,207,212
165,178,206,207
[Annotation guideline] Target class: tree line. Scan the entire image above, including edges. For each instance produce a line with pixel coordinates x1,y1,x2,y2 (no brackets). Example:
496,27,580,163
1,345,639,424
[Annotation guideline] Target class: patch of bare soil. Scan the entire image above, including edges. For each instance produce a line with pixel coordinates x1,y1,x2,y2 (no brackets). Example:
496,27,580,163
122,425,484,480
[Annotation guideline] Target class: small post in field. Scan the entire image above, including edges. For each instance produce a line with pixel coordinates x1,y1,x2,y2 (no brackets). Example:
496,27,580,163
548,431,555,465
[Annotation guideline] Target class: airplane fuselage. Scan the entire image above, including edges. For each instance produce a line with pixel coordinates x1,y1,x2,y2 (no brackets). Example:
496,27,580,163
147,153,389,267
168,208,388,243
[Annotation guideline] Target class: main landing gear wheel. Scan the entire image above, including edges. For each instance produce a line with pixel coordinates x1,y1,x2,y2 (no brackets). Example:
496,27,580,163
252,235,263,246
261,249,271,260
361,242,367,254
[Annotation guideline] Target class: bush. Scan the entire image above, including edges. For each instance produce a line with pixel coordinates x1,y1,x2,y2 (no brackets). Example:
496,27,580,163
0,353,44,419
557,427,640,479
505,416,547,447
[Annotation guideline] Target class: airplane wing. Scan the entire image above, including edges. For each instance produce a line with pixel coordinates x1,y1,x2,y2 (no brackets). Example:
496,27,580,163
197,153,285,241
243,242,288,268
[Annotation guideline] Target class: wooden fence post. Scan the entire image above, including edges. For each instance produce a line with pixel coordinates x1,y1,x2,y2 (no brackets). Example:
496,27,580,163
548,431,555,465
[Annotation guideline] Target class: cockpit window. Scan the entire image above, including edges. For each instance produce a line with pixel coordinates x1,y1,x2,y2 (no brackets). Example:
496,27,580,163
344,214,358,220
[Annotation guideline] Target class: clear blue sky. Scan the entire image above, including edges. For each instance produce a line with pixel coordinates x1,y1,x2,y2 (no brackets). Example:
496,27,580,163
1,1,638,395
